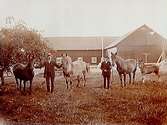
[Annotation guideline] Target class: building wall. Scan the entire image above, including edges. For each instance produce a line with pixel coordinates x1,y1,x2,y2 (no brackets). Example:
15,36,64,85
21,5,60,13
55,50,102,64
117,45,161,62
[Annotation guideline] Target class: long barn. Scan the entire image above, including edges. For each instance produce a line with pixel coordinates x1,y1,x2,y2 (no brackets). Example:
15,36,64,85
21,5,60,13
46,25,167,64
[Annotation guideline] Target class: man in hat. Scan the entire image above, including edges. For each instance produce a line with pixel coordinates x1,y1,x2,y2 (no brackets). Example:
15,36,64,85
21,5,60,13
43,53,61,93
100,57,112,89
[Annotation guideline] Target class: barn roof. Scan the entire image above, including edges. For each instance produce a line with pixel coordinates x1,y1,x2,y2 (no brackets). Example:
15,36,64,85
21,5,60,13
45,37,119,50
105,24,167,49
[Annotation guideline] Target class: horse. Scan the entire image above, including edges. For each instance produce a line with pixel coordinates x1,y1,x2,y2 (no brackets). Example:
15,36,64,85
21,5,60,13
111,52,137,87
61,56,89,89
13,59,34,94
138,60,160,83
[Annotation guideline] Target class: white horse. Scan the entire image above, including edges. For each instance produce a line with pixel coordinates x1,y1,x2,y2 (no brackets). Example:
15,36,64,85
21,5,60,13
62,56,89,89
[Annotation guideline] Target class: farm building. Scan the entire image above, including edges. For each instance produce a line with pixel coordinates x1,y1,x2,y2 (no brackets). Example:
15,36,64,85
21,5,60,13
46,25,167,64
45,37,119,64
106,24,167,63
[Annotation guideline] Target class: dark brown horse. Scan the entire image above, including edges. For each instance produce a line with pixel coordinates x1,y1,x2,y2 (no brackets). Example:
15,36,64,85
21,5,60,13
13,59,34,94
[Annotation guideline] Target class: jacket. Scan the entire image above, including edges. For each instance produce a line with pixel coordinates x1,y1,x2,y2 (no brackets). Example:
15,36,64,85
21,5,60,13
101,61,112,76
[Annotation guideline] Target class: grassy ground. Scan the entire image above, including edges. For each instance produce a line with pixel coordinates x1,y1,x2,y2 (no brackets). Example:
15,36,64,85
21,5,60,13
0,72,167,125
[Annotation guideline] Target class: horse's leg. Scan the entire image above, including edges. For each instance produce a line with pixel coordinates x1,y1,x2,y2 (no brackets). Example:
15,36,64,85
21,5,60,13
142,74,145,83
29,80,32,95
69,75,72,88
19,79,22,91
123,74,126,87
1,76,4,86
76,75,80,87
70,80,72,85
15,77,19,89
119,73,123,87
65,77,69,89
83,72,86,86
23,81,26,93
129,73,131,84
133,71,136,84
0,70,4,85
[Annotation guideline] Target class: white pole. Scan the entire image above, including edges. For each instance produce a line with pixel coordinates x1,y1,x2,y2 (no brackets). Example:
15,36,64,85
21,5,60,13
101,37,104,61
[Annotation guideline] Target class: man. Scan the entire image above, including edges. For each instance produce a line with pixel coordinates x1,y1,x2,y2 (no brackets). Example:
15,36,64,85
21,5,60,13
100,57,112,89
43,53,61,93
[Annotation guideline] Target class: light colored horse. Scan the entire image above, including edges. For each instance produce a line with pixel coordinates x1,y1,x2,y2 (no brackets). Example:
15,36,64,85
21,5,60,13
111,52,137,87
62,56,89,89
138,60,160,83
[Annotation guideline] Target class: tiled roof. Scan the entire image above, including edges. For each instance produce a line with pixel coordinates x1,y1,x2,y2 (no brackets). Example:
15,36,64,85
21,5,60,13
45,37,119,50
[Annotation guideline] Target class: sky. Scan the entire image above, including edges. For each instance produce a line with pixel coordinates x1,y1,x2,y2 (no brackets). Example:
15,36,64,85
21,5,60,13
0,0,166,37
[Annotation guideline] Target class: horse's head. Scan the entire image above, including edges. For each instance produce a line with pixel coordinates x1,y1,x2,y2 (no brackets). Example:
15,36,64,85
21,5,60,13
138,59,144,69
61,55,72,73
27,59,35,70
111,52,117,67
33,58,43,68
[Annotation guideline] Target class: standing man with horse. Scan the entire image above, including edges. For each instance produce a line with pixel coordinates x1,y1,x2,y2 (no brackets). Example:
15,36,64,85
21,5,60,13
42,53,62,93
101,57,112,89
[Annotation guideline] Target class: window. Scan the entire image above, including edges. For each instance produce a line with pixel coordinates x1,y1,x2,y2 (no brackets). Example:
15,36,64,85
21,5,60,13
91,57,97,64
56,57,62,64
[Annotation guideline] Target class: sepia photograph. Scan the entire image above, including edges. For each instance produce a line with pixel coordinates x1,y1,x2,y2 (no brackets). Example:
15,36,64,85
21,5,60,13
0,0,167,125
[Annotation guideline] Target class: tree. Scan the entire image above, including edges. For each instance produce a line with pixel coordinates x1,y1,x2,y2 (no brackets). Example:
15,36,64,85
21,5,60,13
0,22,48,84
0,23,48,63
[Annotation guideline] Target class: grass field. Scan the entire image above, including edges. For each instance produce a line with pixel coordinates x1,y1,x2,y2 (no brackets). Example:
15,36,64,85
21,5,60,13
0,71,167,125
